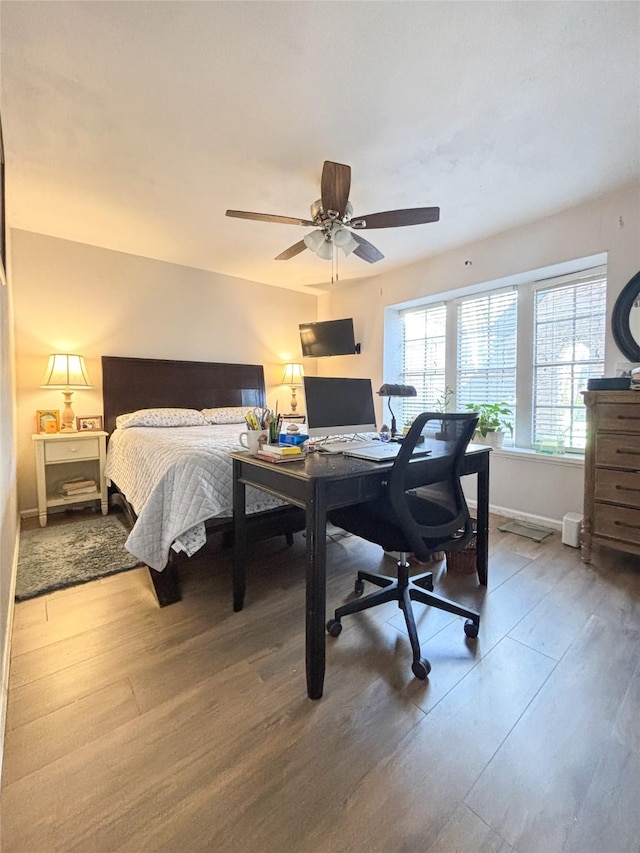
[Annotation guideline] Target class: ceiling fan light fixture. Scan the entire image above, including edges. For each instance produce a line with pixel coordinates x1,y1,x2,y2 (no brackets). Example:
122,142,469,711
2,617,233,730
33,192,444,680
303,229,325,253
332,225,358,256
316,239,334,260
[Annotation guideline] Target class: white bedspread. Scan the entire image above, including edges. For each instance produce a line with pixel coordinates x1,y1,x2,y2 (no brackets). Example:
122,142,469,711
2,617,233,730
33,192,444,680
105,424,285,570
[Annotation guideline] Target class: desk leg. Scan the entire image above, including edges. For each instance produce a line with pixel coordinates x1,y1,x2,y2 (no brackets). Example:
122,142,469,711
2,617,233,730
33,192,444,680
476,455,489,587
306,484,327,700
232,459,247,612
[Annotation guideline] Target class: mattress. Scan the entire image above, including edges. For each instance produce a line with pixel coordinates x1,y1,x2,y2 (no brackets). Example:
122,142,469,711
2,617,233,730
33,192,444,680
105,424,284,570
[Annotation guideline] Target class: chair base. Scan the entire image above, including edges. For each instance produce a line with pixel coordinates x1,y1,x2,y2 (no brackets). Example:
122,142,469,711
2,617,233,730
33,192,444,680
327,555,480,679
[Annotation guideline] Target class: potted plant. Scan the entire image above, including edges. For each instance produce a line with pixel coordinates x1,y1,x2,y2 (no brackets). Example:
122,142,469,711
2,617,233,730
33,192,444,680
465,402,514,448
434,385,455,440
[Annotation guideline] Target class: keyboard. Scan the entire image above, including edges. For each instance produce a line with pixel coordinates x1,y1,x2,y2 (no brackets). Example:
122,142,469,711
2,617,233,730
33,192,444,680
317,440,381,455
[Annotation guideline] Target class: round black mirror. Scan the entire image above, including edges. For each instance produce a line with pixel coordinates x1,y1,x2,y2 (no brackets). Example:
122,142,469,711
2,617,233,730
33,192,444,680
612,271,640,362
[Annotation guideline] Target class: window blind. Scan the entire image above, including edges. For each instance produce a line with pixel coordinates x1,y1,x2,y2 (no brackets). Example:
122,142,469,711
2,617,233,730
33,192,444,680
400,303,446,426
456,289,518,423
533,270,606,450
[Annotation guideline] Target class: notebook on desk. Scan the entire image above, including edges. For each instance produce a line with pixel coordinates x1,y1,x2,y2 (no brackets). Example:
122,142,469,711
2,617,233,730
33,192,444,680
343,443,432,462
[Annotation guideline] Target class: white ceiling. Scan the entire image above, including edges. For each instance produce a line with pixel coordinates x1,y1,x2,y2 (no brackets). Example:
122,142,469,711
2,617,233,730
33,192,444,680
1,1,639,293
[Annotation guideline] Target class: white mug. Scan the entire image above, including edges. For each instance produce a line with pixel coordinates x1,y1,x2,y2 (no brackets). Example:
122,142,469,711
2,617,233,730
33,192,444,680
239,429,269,455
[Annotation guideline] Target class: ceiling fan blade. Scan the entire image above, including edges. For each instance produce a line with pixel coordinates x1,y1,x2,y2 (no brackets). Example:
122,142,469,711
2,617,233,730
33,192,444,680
275,240,308,261
352,233,384,263
350,207,440,229
226,210,315,227
321,161,351,219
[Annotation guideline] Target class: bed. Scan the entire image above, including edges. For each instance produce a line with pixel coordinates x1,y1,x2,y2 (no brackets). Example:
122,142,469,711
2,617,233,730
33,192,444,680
102,356,305,605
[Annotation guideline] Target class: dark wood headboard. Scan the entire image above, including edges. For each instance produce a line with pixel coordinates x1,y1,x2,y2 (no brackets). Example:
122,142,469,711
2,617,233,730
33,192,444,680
102,356,266,435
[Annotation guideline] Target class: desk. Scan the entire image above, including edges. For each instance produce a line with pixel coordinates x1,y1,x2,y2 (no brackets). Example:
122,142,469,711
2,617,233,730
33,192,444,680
231,444,490,700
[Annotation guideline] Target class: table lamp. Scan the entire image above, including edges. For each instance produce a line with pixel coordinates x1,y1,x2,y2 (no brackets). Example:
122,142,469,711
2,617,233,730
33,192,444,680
282,362,304,413
41,353,92,432
377,383,417,437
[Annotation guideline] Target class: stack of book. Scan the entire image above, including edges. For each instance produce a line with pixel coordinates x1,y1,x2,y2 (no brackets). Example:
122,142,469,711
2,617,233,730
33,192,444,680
256,444,304,464
58,478,98,497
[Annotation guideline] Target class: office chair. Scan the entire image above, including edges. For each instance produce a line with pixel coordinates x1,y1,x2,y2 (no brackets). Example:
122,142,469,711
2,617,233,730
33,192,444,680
326,412,481,679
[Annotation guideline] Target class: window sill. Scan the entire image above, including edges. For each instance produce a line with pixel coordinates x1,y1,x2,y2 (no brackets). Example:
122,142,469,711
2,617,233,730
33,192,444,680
471,443,584,467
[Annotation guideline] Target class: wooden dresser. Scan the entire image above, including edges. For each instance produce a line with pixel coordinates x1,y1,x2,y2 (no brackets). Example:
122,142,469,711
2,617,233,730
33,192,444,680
582,391,640,561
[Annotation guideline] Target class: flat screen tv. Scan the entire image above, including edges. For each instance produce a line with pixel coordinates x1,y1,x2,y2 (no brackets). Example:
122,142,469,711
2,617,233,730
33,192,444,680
299,318,358,358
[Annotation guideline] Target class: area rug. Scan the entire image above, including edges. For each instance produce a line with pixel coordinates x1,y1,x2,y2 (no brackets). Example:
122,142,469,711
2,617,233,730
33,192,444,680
497,519,554,542
16,515,144,601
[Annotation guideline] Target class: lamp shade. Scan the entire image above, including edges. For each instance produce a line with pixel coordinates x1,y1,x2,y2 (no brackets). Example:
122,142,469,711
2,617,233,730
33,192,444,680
332,225,358,256
377,384,417,397
40,354,92,388
282,363,304,386
303,230,325,253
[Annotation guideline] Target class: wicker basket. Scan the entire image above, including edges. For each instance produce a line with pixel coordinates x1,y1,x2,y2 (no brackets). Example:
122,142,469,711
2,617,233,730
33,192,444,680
445,520,478,574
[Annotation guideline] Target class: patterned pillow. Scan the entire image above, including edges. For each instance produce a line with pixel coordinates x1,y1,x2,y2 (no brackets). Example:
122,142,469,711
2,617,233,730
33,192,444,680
116,408,209,429
201,406,254,424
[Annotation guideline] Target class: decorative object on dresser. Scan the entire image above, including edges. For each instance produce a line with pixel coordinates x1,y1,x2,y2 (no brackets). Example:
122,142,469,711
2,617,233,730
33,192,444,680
32,431,108,527
581,390,640,562
281,362,304,412
40,353,92,432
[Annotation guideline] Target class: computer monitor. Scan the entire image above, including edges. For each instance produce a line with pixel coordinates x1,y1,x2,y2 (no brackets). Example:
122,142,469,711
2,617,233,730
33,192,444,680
303,376,377,438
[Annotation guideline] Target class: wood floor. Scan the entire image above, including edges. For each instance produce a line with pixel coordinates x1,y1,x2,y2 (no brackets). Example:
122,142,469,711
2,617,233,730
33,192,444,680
2,510,639,852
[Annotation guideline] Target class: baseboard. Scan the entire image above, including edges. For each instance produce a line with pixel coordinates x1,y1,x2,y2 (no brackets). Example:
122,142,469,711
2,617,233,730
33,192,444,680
0,524,19,783
466,499,562,531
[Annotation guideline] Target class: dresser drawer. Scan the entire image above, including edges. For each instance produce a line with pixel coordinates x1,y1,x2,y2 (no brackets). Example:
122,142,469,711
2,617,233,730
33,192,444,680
595,433,640,470
595,468,640,509
44,437,100,463
595,403,640,434
594,503,640,546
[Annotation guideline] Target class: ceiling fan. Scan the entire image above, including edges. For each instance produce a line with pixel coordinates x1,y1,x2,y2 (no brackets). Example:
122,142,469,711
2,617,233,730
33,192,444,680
225,160,440,264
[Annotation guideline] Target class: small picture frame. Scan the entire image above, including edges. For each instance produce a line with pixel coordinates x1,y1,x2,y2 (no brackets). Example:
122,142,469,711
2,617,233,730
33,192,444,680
36,410,60,434
77,415,103,432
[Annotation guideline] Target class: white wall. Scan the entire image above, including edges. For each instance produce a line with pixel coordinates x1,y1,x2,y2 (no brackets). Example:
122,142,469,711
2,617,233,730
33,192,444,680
0,230,18,771
11,230,317,514
321,183,640,526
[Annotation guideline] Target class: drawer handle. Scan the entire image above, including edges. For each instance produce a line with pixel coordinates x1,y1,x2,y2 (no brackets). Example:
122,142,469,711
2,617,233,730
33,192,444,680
614,520,640,531
618,415,640,421
616,448,640,457
616,485,640,493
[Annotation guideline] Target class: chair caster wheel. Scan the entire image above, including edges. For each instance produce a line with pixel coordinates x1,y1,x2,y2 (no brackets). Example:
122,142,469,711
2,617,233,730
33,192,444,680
327,619,342,637
412,658,431,680
464,619,479,639
354,578,365,596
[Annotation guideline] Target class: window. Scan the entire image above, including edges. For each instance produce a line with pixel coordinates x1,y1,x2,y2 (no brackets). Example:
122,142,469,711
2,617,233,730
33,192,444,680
533,270,606,450
400,303,446,427
456,289,517,415
398,264,606,451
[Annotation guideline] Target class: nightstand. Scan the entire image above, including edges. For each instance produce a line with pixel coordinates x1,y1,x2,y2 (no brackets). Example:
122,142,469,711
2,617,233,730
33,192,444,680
32,431,108,527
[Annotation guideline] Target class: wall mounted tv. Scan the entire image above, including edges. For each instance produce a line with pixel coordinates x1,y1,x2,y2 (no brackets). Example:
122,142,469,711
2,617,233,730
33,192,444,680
299,318,360,358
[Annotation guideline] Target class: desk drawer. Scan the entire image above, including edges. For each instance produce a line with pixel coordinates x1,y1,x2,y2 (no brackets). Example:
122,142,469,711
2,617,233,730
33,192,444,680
595,403,640,434
594,503,640,546
45,438,100,463
595,433,640,470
